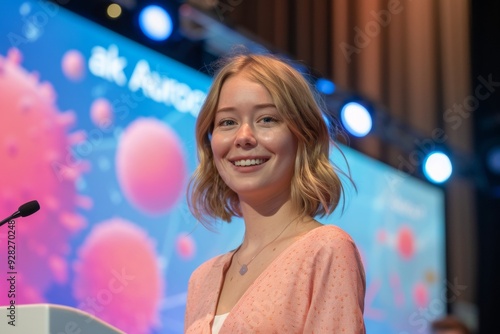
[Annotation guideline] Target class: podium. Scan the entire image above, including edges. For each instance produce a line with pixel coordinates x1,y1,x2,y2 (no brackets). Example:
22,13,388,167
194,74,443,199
0,304,124,333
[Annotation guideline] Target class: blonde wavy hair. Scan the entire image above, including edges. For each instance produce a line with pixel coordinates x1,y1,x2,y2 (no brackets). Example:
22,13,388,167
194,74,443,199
188,53,352,226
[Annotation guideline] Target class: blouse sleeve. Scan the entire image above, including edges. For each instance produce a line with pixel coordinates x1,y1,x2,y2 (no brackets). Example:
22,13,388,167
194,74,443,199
303,234,366,333
184,265,204,331
184,258,217,333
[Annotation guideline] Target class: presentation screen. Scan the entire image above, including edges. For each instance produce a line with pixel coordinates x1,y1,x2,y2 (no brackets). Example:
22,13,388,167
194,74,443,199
0,2,446,333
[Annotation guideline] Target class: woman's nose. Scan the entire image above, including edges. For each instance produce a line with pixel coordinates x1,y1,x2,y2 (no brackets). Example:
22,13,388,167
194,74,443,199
234,123,257,148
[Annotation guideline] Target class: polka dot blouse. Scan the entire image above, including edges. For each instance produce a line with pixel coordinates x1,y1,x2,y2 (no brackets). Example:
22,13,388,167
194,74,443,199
185,225,366,333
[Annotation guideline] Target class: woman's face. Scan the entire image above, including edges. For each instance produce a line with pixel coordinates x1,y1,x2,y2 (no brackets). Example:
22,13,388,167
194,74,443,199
211,73,297,200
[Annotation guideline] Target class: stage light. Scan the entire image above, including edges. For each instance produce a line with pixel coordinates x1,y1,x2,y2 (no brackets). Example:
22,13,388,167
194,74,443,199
340,101,372,137
107,4,122,19
139,5,173,41
423,152,452,184
486,146,500,174
316,78,336,95
481,142,500,194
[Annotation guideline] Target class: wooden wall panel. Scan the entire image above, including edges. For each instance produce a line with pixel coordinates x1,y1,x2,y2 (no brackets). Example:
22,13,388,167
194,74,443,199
405,0,439,135
331,0,350,87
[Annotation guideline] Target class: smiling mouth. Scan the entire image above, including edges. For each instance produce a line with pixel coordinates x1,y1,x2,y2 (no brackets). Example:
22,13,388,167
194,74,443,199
231,158,269,167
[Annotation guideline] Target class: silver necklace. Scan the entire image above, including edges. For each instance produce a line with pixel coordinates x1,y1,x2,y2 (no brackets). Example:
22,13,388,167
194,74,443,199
235,217,299,276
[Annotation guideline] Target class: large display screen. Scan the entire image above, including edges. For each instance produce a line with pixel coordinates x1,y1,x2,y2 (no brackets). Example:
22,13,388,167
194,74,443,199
0,2,446,333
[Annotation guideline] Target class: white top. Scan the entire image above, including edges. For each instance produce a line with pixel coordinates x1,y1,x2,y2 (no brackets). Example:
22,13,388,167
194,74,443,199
212,313,229,334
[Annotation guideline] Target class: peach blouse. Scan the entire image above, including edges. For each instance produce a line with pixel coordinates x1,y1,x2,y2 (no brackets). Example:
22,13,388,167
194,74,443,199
185,225,366,333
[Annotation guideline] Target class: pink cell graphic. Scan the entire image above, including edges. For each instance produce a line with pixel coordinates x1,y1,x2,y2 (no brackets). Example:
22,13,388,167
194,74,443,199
90,97,114,129
62,49,86,82
116,118,187,215
73,218,164,334
413,281,429,308
0,48,89,305
176,233,196,260
397,225,415,260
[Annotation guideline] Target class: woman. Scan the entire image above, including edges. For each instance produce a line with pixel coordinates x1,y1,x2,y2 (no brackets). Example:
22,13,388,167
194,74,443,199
185,53,366,333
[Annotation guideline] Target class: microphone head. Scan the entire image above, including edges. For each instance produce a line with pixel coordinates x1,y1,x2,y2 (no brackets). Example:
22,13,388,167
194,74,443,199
19,200,40,217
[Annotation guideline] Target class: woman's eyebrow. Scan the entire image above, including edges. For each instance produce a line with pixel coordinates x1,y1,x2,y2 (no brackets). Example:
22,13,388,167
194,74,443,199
216,103,277,113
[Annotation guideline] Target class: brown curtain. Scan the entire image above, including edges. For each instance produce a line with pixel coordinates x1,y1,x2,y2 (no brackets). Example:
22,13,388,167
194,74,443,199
227,0,476,309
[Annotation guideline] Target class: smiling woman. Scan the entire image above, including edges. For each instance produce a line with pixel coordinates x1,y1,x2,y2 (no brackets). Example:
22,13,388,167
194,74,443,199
211,74,298,202
185,53,366,333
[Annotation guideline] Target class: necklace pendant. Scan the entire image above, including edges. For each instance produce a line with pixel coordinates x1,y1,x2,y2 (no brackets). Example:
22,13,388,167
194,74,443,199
239,264,248,275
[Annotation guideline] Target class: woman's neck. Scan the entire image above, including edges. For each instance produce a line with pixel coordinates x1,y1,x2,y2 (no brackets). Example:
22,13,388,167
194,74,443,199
237,196,302,252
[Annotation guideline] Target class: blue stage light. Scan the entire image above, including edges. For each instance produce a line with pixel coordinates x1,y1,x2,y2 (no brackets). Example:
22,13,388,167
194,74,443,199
139,5,173,41
340,102,372,137
316,78,336,95
423,152,453,184
486,146,500,174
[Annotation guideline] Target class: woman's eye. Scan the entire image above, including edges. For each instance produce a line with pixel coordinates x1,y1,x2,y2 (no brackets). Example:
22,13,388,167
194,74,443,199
218,119,236,126
261,116,278,123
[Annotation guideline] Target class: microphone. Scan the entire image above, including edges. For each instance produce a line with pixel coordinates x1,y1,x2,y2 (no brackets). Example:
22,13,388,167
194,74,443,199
0,200,40,227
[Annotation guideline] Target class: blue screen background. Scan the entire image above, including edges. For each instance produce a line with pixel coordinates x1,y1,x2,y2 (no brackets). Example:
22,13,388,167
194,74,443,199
0,2,446,333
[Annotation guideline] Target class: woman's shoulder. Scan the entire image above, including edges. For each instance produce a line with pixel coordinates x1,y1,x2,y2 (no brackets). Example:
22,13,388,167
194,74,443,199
302,224,364,276
296,224,361,259
305,224,356,245
189,250,234,283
